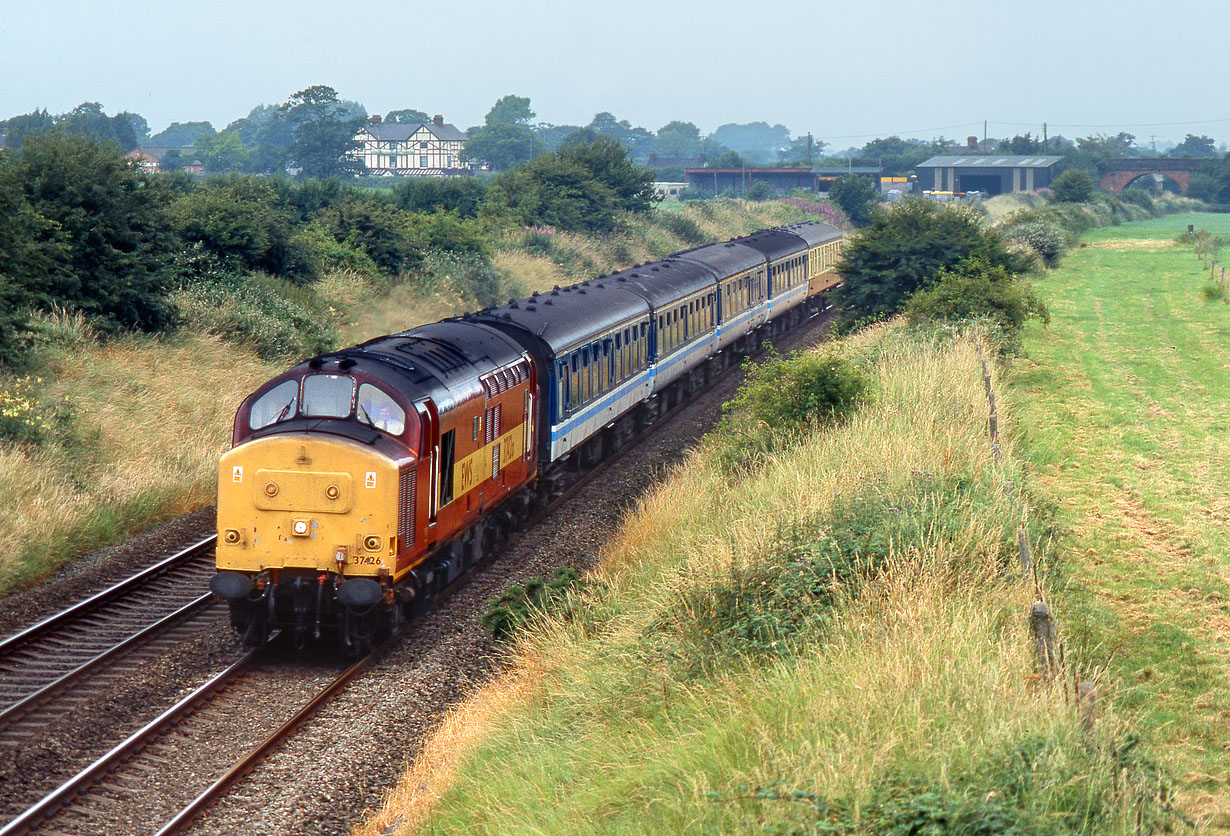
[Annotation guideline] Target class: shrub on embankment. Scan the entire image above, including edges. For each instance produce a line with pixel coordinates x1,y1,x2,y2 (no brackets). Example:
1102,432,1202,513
361,323,1180,836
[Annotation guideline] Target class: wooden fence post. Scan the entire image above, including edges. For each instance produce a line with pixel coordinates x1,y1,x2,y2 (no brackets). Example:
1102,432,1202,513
1029,601,1057,678
1017,527,1031,571
974,341,1001,461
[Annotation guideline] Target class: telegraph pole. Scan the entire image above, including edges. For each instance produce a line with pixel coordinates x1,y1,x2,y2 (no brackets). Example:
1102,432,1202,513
807,132,813,166
1043,122,1047,151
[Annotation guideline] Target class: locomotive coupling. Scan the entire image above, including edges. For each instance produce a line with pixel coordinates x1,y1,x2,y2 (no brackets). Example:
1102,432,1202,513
210,571,254,600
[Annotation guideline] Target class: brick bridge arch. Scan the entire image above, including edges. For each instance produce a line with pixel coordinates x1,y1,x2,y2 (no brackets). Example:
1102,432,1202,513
1100,158,1199,194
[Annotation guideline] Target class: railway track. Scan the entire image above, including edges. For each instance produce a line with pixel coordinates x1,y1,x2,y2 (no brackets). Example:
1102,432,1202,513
0,307,838,834
0,537,220,741
0,634,370,836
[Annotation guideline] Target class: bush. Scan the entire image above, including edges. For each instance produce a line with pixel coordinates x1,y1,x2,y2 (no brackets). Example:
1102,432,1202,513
481,567,586,640
829,174,878,226
836,198,1030,321
904,257,1049,353
1007,219,1067,267
289,221,383,281
392,177,485,219
0,376,70,446
173,249,335,360
1117,187,1156,213
709,347,868,473
407,251,523,309
651,209,708,245
1050,169,1096,203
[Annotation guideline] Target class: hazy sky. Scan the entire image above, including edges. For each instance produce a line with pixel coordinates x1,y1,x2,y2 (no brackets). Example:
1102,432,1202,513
2,0,1228,149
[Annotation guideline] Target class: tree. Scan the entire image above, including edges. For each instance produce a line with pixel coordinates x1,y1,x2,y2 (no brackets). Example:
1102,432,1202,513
481,135,656,232
384,109,430,124
463,122,544,171
653,121,703,159
0,109,55,150
1168,134,1219,158
195,131,248,172
835,197,1029,321
281,85,365,178
1050,169,1096,203
0,159,63,364
56,102,146,151
167,176,298,277
150,121,215,146
710,122,792,164
485,95,535,126
829,175,878,227
10,133,178,333
852,135,943,176
1005,133,1042,154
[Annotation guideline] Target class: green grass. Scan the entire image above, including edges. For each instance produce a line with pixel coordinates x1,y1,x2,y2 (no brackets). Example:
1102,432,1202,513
1011,212,1230,831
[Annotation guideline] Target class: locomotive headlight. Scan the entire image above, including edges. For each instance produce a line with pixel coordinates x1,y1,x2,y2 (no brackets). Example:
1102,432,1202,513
325,485,340,500
292,519,310,536
223,529,242,544
265,482,279,497
364,534,382,552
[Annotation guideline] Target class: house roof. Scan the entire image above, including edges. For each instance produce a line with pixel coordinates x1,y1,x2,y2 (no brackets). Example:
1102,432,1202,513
363,121,467,142
917,155,1064,168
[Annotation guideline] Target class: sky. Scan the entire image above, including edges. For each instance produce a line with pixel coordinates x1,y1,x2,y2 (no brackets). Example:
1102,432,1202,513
2,0,1228,149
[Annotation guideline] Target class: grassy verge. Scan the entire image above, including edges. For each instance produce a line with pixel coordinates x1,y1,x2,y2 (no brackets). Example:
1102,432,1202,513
0,198,830,597
1010,212,1230,830
360,323,1174,836
0,312,279,592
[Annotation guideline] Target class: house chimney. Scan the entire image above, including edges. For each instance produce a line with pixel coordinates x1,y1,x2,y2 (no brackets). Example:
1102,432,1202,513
433,114,444,126
967,135,977,149
370,114,382,124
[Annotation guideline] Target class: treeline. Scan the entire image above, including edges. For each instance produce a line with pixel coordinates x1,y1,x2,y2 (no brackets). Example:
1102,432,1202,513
0,131,656,366
0,90,827,180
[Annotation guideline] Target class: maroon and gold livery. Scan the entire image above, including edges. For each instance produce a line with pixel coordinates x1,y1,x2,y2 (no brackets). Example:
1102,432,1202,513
212,322,537,650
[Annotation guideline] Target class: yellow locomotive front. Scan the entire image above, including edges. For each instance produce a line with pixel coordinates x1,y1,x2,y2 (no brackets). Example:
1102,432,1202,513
211,367,419,650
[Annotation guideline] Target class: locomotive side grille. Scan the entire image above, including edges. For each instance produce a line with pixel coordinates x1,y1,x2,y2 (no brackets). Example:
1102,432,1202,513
398,467,415,546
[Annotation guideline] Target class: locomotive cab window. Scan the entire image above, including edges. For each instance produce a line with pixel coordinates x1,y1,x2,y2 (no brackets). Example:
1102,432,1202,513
249,379,299,429
302,374,354,418
438,430,455,507
356,384,405,435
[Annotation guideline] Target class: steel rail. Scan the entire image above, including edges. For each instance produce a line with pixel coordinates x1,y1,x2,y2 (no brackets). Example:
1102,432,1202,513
154,650,378,836
0,592,216,732
0,535,218,653
0,646,262,836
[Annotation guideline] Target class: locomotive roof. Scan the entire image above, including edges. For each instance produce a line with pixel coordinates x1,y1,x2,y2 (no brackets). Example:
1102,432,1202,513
671,239,765,276
730,227,809,261
338,321,529,412
778,221,842,247
470,284,649,355
600,257,715,307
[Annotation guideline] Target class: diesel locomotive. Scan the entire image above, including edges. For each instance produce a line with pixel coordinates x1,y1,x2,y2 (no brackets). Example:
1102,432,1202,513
210,221,844,651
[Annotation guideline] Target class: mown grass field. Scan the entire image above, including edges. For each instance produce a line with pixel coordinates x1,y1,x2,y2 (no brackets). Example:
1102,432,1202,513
1011,212,1230,830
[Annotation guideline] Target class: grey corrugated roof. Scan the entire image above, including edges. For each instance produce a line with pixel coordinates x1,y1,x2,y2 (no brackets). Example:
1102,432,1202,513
813,166,882,175
917,155,1064,168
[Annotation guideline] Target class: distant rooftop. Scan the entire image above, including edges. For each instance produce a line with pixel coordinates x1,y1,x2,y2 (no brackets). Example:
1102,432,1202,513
917,155,1064,168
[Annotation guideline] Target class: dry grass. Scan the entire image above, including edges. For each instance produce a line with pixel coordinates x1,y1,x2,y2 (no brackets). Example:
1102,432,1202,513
0,313,278,592
360,325,1160,836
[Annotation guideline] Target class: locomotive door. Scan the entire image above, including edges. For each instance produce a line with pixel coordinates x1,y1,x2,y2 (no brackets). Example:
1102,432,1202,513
417,400,440,526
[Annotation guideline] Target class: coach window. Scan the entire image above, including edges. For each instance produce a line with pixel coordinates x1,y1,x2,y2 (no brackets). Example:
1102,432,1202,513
302,374,354,418
249,379,299,429
557,361,569,419
571,353,581,409
357,384,406,435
